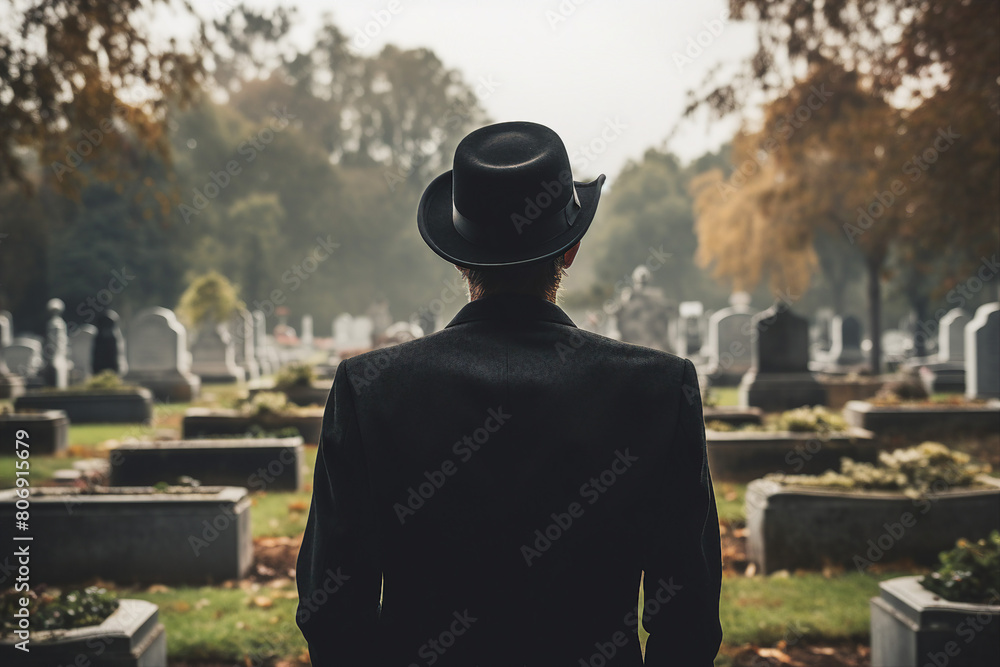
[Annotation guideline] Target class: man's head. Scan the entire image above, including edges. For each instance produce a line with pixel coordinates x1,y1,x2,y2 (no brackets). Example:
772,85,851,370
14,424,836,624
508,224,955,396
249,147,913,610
417,121,604,301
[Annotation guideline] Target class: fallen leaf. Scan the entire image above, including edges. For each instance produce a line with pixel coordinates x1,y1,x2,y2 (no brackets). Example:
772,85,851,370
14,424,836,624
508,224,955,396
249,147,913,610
252,595,274,608
724,490,738,501
757,648,795,664
744,563,757,577
172,601,191,613
146,584,171,594
194,598,211,610
809,647,836,655
288,500,308,512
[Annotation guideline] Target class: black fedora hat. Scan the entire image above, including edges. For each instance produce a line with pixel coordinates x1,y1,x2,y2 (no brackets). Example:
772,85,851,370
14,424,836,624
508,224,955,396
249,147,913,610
418,121,606,268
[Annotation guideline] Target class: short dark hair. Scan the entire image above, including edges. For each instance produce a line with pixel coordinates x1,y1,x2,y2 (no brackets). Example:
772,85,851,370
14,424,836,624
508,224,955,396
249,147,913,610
460,256,567,302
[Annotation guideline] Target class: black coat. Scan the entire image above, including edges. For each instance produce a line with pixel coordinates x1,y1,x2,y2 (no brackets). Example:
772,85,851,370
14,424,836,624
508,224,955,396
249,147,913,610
296,294,722,666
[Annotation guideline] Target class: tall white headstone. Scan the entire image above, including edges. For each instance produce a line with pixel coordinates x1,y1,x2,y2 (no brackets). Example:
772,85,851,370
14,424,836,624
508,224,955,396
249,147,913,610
191,322,245,384
68,324,97,384
938,308,971,363
965,302,1000,399
706,292,756,384
124,307,201,401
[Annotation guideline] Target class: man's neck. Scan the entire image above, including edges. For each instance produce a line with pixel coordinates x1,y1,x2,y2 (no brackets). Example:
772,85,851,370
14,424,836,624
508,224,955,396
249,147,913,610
469,290,557,304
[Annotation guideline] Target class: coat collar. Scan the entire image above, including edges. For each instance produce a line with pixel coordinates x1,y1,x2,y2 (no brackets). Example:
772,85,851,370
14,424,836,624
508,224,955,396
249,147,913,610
446,293,577,329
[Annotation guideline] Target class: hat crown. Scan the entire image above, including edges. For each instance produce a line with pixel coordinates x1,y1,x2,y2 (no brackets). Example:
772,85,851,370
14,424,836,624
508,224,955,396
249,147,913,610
452,122,575,243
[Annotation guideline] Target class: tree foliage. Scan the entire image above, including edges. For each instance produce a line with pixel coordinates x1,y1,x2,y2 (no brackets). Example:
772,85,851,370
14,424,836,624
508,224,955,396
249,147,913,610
0,0,209,192
175,270,242,327
688,0,999,371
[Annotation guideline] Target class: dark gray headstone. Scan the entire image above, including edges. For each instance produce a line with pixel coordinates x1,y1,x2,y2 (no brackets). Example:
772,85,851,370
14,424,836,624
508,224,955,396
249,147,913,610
93,310,128,375
966,303,1000,399
754,308,811,373
827,314,865,367
739,305,827,410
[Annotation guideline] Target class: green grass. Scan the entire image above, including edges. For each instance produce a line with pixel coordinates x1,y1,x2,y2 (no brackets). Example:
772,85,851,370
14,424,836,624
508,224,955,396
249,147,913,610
709,386,740,407
68,423,157,448
251,446,318,538
0,454,87,488
119,570,891,665
125,584,307,665
718,572,888,646
714,482,747,524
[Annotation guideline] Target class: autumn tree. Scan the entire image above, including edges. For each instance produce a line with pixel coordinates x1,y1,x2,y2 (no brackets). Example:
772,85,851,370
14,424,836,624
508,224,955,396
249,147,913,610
688,0,999,373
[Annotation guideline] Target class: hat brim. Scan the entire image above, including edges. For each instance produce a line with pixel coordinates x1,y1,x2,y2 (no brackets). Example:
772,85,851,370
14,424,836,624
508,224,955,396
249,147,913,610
417,171,606,268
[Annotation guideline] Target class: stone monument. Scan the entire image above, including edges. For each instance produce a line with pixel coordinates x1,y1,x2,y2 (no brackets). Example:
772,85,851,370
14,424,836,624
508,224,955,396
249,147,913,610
739,305,827,411
41,298,69,389
965,302,1000,399
617,266,673,353
68,324,97,385
124,307,201,401
229,308,259,381
0,311,25,398
190,321,245,384
93,310,128,376
706,292,757,385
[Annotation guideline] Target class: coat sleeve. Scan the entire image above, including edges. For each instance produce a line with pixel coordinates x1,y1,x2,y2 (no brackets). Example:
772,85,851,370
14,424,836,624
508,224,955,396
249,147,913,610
642,358,723,666
296,362,382,665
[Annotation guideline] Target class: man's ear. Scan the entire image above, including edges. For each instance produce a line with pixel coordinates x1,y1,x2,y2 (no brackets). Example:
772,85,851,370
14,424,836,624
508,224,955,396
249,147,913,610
563,242,581,268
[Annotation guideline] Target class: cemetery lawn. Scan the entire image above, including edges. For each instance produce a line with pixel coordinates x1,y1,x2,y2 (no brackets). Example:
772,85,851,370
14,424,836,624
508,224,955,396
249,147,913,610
0,454,87,487
709,386,740,407
126,583,309,665
714,482,747,524
126,570,891,665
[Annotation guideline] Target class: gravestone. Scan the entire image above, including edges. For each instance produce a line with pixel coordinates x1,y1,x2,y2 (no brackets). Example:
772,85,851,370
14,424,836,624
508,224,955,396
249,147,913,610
124,307,201,402
229,308,259,381
41,298,69,389
68,324,97,385
0,310,11,346
706,292,757,385
915,308,971,394
617,266,673,353
252,310,272,376
965,302,1000,399
333,313,353,349
0,311,24,398
813,307,834,353
739,305,827,411
367,299,392,340
351,316,374,349
300,314,314,349
677,301,704,357
828,314,865,368
5,336,43,382
93,310,127,376
938,308,971,363
191,322,244,384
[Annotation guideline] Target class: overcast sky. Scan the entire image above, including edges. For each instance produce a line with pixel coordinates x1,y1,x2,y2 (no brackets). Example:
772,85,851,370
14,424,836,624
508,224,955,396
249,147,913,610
243,0,758,183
